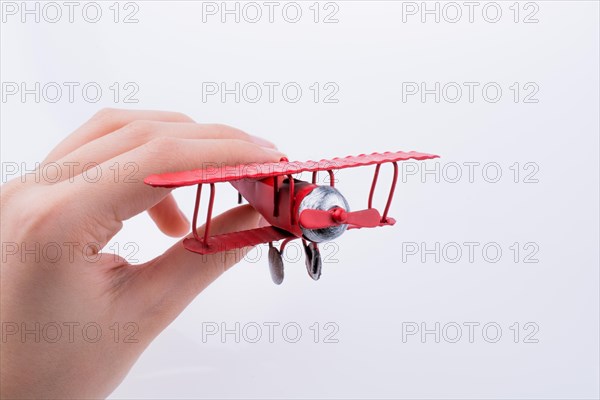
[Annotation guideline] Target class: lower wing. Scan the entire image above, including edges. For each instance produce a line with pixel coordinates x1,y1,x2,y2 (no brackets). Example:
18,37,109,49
183,226,295,255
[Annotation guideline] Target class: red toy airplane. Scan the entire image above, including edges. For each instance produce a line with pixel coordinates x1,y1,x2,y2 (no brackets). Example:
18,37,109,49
144,150,439,284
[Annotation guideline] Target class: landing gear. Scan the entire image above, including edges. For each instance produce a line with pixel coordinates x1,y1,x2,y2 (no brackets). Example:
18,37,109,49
267,239,323,284
303,240,322,281
268,242,284,285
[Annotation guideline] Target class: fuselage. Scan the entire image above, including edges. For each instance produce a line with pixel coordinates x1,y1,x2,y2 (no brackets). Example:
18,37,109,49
231,177,349,243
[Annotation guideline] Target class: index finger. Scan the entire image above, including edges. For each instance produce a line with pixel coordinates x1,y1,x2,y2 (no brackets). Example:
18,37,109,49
53,137,284,247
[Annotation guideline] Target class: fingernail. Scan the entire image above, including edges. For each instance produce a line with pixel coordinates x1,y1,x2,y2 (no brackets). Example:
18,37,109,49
250,134,277,149
264,147,287,158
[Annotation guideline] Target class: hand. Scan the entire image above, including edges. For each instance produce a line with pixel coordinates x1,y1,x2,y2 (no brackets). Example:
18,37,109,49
0,108,284,399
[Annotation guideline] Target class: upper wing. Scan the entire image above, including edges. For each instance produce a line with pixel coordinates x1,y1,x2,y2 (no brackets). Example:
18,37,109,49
144,150,439,188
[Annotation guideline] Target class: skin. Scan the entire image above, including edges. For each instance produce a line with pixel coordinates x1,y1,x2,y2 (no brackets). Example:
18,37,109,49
0,108,285,399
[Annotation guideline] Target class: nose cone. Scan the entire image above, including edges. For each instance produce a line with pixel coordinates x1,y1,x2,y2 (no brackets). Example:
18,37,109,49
298,185,350,243
331,208,348,224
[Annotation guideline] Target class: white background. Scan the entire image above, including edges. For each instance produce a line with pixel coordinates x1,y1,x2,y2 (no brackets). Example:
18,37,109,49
1,1,599,398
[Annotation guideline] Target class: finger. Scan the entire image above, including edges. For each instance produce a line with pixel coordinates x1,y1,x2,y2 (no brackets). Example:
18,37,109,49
53,138,285,246
49,121,275,184
147,193,189,237
48,121,275,238
127,205,263,329
43,108,194,163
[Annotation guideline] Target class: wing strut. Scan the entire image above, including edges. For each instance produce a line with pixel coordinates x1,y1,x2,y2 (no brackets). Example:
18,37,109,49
311,170,335,186
288,174,295,226
192,183,216,244
368,161,399,223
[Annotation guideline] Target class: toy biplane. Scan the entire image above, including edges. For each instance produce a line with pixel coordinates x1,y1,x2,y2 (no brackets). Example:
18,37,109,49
144,151,439,284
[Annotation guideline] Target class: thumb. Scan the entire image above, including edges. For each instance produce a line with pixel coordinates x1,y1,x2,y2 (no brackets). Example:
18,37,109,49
125,205,262,328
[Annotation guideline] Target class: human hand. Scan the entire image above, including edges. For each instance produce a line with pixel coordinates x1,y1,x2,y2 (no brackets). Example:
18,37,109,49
0,108,284,399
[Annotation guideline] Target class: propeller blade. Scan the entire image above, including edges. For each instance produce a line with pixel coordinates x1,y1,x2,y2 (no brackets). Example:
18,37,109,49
344,208,382,228
299,209,336,229
299,207,382,229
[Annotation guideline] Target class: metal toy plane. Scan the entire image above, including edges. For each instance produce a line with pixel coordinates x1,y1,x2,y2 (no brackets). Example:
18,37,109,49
144,151,439,284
